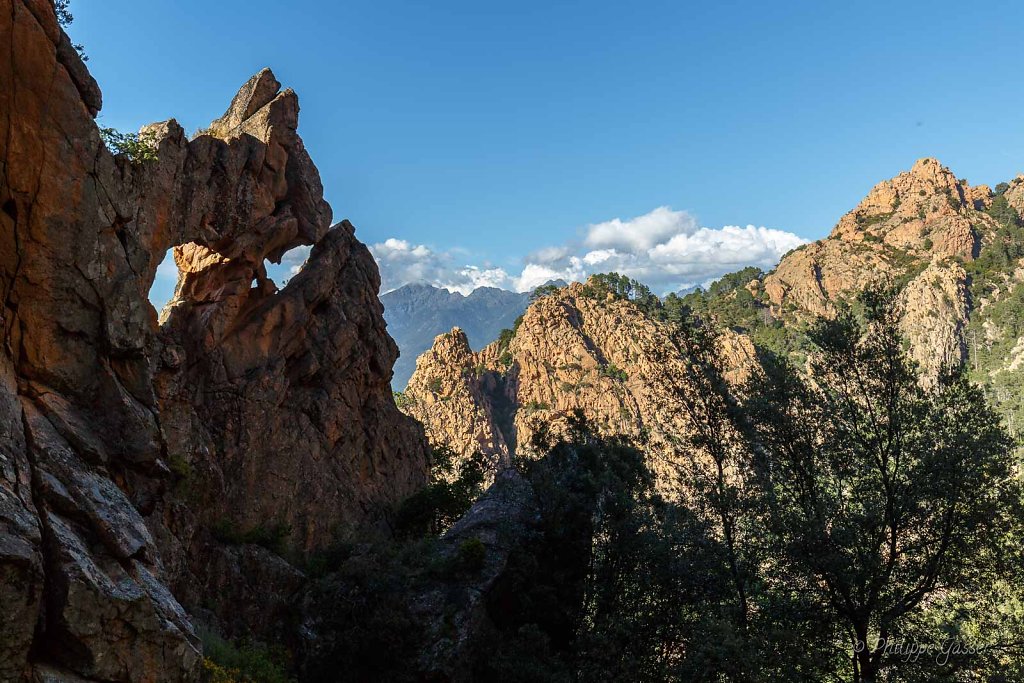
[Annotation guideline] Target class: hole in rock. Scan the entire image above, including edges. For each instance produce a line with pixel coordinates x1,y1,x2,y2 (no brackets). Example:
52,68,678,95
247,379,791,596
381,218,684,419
149,248,178,316
274,245,312,287
254,261,282,293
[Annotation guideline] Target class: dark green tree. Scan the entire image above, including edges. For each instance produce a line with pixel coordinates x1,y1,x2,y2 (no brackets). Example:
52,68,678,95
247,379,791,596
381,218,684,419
54,0,72,26
53,1,88,61
393,445,487,537
583,272,662,316
742,288,1021,682
530,283,563,301
659,321,844,681
478,414,745,682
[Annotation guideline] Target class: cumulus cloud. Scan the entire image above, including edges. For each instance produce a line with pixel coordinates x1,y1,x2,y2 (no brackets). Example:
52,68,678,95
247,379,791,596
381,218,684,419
368,206,806,296
584,206,699,252
369,239,520,295
527,245,574,264
370,238,455,291
515,258,587,291
439,266,515,294
551,207,804,293
281,245,313,275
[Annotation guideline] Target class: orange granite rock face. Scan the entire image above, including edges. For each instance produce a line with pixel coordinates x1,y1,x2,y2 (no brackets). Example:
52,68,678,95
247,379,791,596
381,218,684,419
764,158,999,321
0,1,427,678
405,159,1024,482
828,157,991,258
1005,175,1024,216
761,158,1011,381
404,280,757,495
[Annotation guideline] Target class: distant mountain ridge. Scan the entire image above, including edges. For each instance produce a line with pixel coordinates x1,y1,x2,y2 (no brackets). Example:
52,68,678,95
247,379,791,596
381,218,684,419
382,283,532,388
402,158,1024,471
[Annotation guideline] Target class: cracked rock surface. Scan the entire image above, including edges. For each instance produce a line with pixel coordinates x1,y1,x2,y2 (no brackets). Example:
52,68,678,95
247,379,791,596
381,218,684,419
1,1,428,678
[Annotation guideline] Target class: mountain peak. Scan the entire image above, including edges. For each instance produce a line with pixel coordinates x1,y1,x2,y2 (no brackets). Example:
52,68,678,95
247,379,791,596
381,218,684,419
762,158,1011,374
382,285,531,388
402,276,757,488
910,156,945,172
828,158,992,258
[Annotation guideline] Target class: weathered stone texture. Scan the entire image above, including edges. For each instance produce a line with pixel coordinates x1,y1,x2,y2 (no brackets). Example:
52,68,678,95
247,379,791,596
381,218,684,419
405,281,756,495
0,1,427,677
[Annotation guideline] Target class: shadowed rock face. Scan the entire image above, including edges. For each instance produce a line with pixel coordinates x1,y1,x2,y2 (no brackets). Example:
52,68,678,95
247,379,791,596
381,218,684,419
0,1,427,678
403,281,758,494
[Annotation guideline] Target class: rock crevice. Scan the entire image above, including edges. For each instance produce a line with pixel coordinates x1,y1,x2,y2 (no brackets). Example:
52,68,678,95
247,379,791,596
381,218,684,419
0,1,428,678
403,281,756,494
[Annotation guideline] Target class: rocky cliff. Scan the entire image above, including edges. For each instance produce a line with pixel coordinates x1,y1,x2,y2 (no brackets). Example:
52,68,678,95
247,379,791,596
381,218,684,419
761,158,1024,418
403,280,756,492
687,159,1024,423
1005,174,1024,216
0,1,427,679
381,283,530,389
761,158,1009,381
405,158,1024,475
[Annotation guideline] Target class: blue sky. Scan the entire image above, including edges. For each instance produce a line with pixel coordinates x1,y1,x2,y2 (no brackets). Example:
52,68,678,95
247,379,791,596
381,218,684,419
68,0,1024,303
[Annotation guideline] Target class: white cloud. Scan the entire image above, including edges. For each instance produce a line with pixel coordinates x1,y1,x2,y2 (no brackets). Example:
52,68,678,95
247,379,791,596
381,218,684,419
515,258,587,292
527,245,573,264
369,239,519,294
281,245,312,275
582,249,616,266
368,206,807,296
584,206,699,251
516,208,806,294
440,266,515,295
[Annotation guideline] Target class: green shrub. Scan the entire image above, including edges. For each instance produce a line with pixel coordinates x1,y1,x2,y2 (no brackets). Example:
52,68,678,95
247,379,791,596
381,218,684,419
523,400,550,414
530,284,562,301
303,540,356,579
455,537,487,572
55,0,73,26
301,540,431,682
169,453,192,479
964,195,1024,300
674,266,771,333
394,447,487,537
581,272,662,317
100,126,159,163
598,363,628,382
496,327,514,351
945,188,961,210
855,211,894,228
200,628,294,683
53,1,88,60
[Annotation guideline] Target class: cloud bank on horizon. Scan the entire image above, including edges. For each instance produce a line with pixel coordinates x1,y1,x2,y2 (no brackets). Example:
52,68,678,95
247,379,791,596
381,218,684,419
146,207,807,309
369,206,807,295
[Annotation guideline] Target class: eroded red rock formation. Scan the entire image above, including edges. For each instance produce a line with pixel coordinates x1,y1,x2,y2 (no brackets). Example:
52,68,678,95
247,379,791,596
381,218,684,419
0,1,427,678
